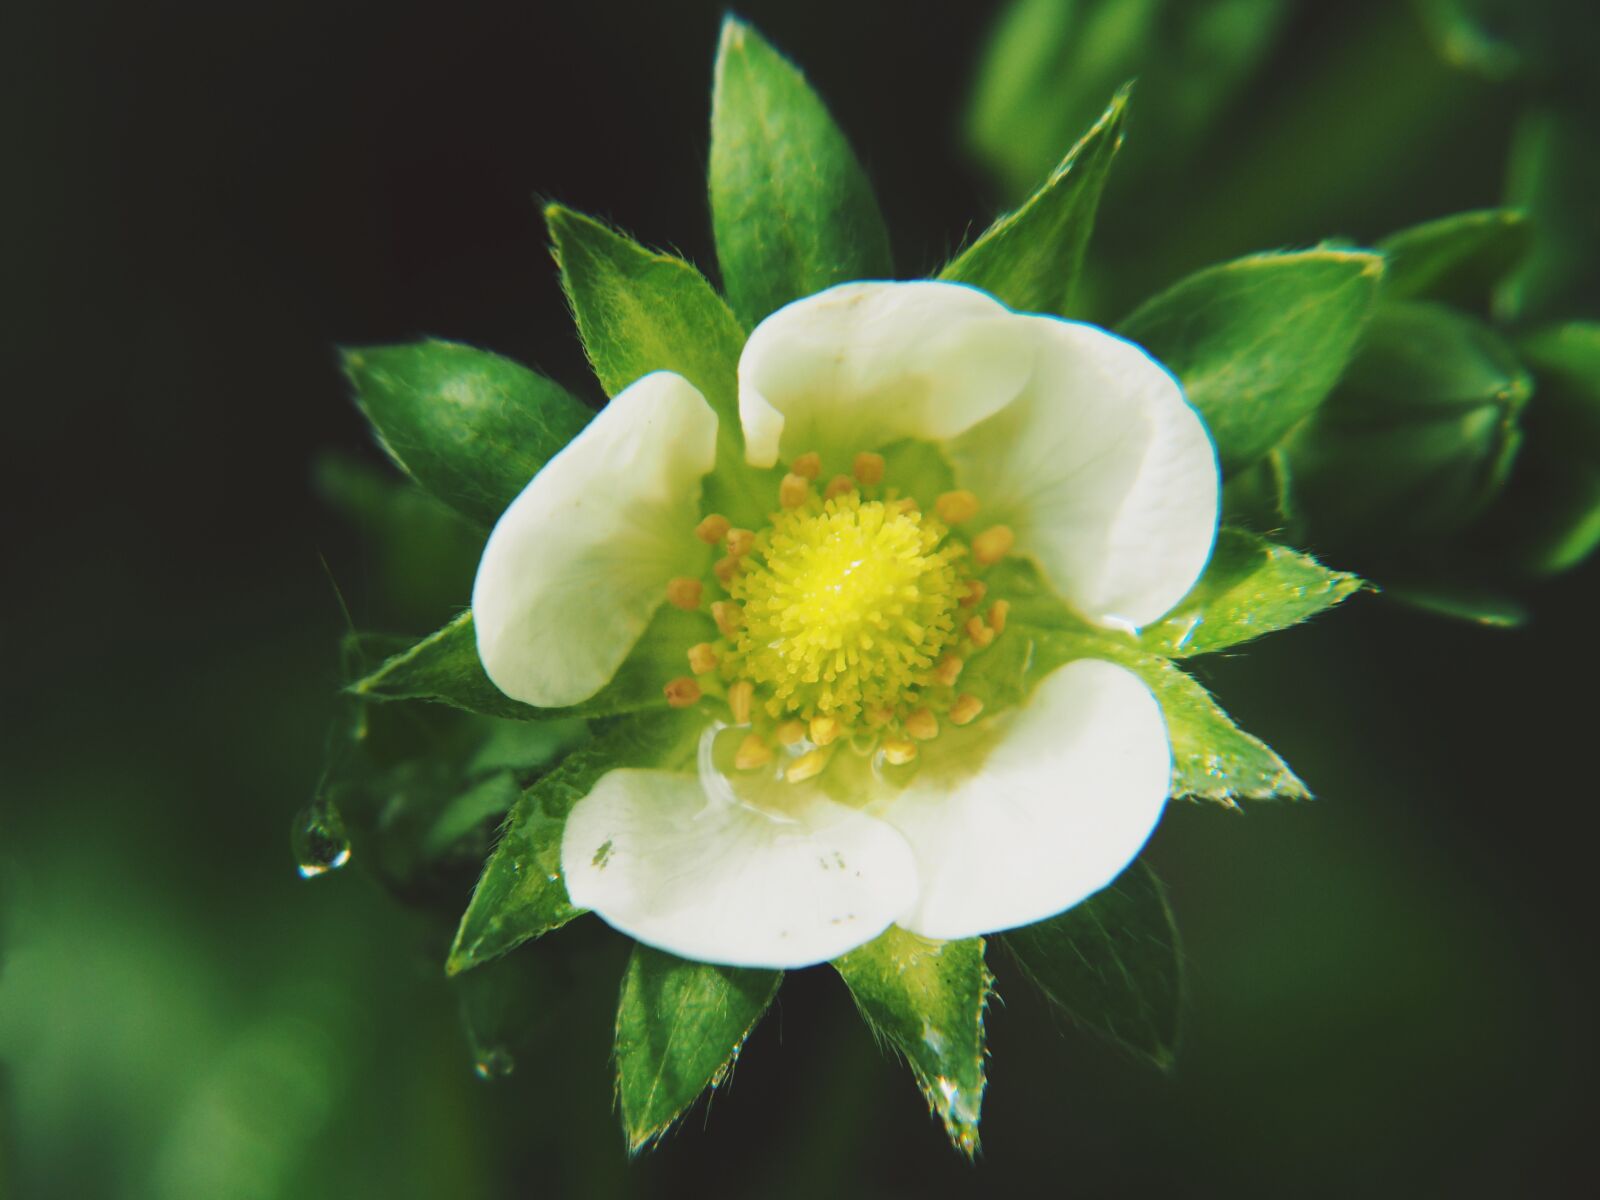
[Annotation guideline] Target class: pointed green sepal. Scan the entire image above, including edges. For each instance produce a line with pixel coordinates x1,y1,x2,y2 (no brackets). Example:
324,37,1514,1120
1377,208,1532,306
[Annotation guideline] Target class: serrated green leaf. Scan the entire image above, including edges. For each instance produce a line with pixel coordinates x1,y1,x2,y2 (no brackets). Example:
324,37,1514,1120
1119,249,1383,476
1377,208,1531,306
350,604,716,723
709,17,893,329
1284,301,1530,549
1140,528,1362,657
613,944,782,1153
1002,861,1181,1068
447,710,703,975
832,928,989,1157
341,340,593,528
940,87,1127,318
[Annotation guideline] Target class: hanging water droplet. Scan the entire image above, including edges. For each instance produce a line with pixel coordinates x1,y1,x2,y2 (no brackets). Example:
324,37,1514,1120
473,1046,515,1080
292,797,351,878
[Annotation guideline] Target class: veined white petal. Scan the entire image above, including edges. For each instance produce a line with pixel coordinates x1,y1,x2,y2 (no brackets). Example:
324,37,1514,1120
561,765,920,969
881,659,1170,942
472,371,716,708
946,319,1218,629
738,281,1037,469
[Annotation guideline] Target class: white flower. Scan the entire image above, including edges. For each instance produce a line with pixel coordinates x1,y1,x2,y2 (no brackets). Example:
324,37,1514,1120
473,281,1219,968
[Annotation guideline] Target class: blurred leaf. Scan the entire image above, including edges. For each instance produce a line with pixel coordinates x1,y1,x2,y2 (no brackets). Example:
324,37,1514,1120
1413,0,1530,80
452,949,546,1082
613,945,782,1153
1119,250,1383,476
1140,528,1363,658
709,17,892,329
940,88,1126,319
832,928,989,1157
341,340,593,529
1221,447,1300,537
1377,208,1532,306
1499,107,1600,324
350,604,715,723
1284,301,1531,550
1519,323,1600,448
418,771,521,861
966,0,1289,200
1384,582,1528,628
447,710,703,975
1002,861,1181,1068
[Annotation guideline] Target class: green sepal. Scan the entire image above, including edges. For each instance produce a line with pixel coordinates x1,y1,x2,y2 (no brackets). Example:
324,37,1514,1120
709,17,893,329
546,204,769,524
939,87,1128,319
1119,249,1383,476
349,604,716,723
1376,208,1532,307
446,709,704,976
1139,528,1363,658
613,944,782,1153
341,340,593,528
832,928,990,1158
1002,861,1181,1068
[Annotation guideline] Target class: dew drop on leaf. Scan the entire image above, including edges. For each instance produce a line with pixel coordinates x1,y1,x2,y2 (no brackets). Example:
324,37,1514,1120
292,797,352,879
473,1046,515,1080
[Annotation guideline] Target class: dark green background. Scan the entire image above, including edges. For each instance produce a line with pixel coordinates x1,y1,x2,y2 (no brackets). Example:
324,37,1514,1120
4,1,1595,1195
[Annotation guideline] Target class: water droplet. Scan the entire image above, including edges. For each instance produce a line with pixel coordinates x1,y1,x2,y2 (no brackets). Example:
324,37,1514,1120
473,1046,515,1080
292,797,351,878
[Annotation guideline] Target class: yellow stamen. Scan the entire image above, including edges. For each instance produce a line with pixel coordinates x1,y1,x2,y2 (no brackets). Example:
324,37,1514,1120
695,514,731,545
728,680,754,724
882,737,918,765
775,719,807,747
725,527,755,557
893,497,919,516
687,643,718,674
712,601,743,637
790,451,822,481
933,655,964,687
823,474,855,500
866,707,895,728
713,555,741,585
961,580,986,608
664,677,701,708
779,473,810,508
666,577,703,611
989,600,1010,633
972,524,1015,566
935,490,979,524
966,616,996,648
785,748,829,783
809,715,842,747
905,708,939,741
949,694,984,726
852,451,884,486
734,733,773,770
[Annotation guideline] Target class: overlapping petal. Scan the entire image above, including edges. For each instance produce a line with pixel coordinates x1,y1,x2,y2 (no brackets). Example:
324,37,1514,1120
473,371,717,707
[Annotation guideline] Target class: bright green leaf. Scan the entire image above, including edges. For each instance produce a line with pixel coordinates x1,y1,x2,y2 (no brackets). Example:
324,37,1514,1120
613,944,782,1153
940,87,1127,319
709,17,893,329
446,710,704,975
1002,861,1181,1068
1377,208,1531,306
832,928,989,1157
1140,528,1363,657
341,340,593,528
1118,249,1383,476
349,604,716,723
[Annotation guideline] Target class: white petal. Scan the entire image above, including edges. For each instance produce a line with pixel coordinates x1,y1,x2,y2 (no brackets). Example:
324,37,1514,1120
738,281,1038,469
945,320,1219,629
472,371,716,708
881,658,1170,942
562,765,920,969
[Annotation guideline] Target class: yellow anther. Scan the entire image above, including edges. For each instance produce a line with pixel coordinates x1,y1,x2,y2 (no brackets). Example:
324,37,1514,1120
713,555,742,585
988,599,1010,634
808,715,842,747
882,737,918,765
972,524,1015,565
824,474,855,500
728,680,754,724
734,733,773,770
786,748,829,783
776,719,807,747
712,601,743,637
905,708,939,741
687,643,719,674
949,694,985,726
935,490,980,524
695,514,732,545
961,580,987,608
725,527,755,557
779,473,810,508
865,707,895,728
790,451,822,480
664,677,702,708
933,655,964,687
966,616,996,648
852,451,885,486
666,577,703,611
